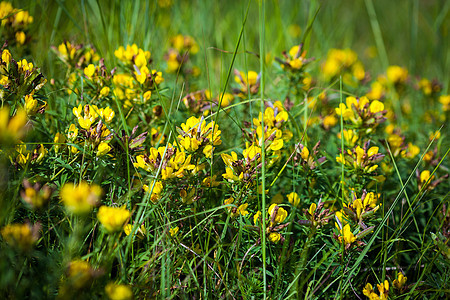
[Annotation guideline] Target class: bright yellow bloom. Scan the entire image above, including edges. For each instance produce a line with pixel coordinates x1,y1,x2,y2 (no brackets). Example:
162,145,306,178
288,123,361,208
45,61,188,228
143,181,164,203
337,223,356,246
84,64,96,79
268,203,288,226
429,130,441,140
67,123,78,141
369,100,384,113
420,170,434,184
376,280,389,300
60,182,102,214
253,211,261,225
232,203,249,218
387,65,408,84
105,282,133,300
97,142,112,157
1,49,11,64
268,232,281,243
98,206,131,233
100,86,110,98
287,192,300,207
308,203,317,216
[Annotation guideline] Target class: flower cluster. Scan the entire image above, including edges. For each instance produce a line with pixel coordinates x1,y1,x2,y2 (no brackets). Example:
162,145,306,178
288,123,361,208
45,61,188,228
0,1,33,46
322,48,365,86
335,96,386,134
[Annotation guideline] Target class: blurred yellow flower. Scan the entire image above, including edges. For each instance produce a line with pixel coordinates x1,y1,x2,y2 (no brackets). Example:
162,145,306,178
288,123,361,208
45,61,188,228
98,205,131,233
60,181,102,214
105,282,133,300
1,223,39,251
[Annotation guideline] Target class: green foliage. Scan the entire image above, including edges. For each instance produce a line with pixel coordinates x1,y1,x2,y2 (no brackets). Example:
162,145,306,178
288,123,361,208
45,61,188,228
0,0,448,299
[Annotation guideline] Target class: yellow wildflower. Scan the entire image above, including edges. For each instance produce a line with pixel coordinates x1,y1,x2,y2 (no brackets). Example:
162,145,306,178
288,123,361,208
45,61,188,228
169,226,179,237
97,142,112,157
123,223,146,239
100,86,110,98
287,192,300,207
98,206,131,233
268,203,288,226
60,181,102,214
105,283,133,300
393,272,407,290
268,232,281,243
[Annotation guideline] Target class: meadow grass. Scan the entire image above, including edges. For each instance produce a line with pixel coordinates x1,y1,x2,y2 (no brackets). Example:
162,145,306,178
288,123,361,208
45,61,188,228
0,0,449,299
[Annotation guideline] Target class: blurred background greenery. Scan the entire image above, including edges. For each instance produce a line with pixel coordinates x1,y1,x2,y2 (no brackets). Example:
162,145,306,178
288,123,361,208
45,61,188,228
14,0,449,93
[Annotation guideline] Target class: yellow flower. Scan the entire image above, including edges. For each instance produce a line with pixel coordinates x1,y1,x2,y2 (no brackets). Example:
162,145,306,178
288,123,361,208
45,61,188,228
268,232,281,243
393,272,407,290
369,100,384,113
420,170,434,184
323,114,337,129
439,94,450,111
429,130,441,140
100,86,110,98
1,49,11,64
268,203,288,226
123,223,146,239
387,65,408,84
105,283,133,300
67,123,78,141
99,106,115,123
287,192,300,207
15,31,26,45
237,203,249,217
98,206,131,233
337,224,356,246
376,280,389,300
60,182,102,214
97,142,112,157
142,181,163,203
363,283,379,299
269,138,284,151
54,132,66,154
33,144,47,163
253,211,261,225
308,203,317,216
0,106,27,144
300,146,309,160
1,223,38,251
84,64,96,79
180,136,201,152
169,226,179,237
67,260,94,289
219,92,234,107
